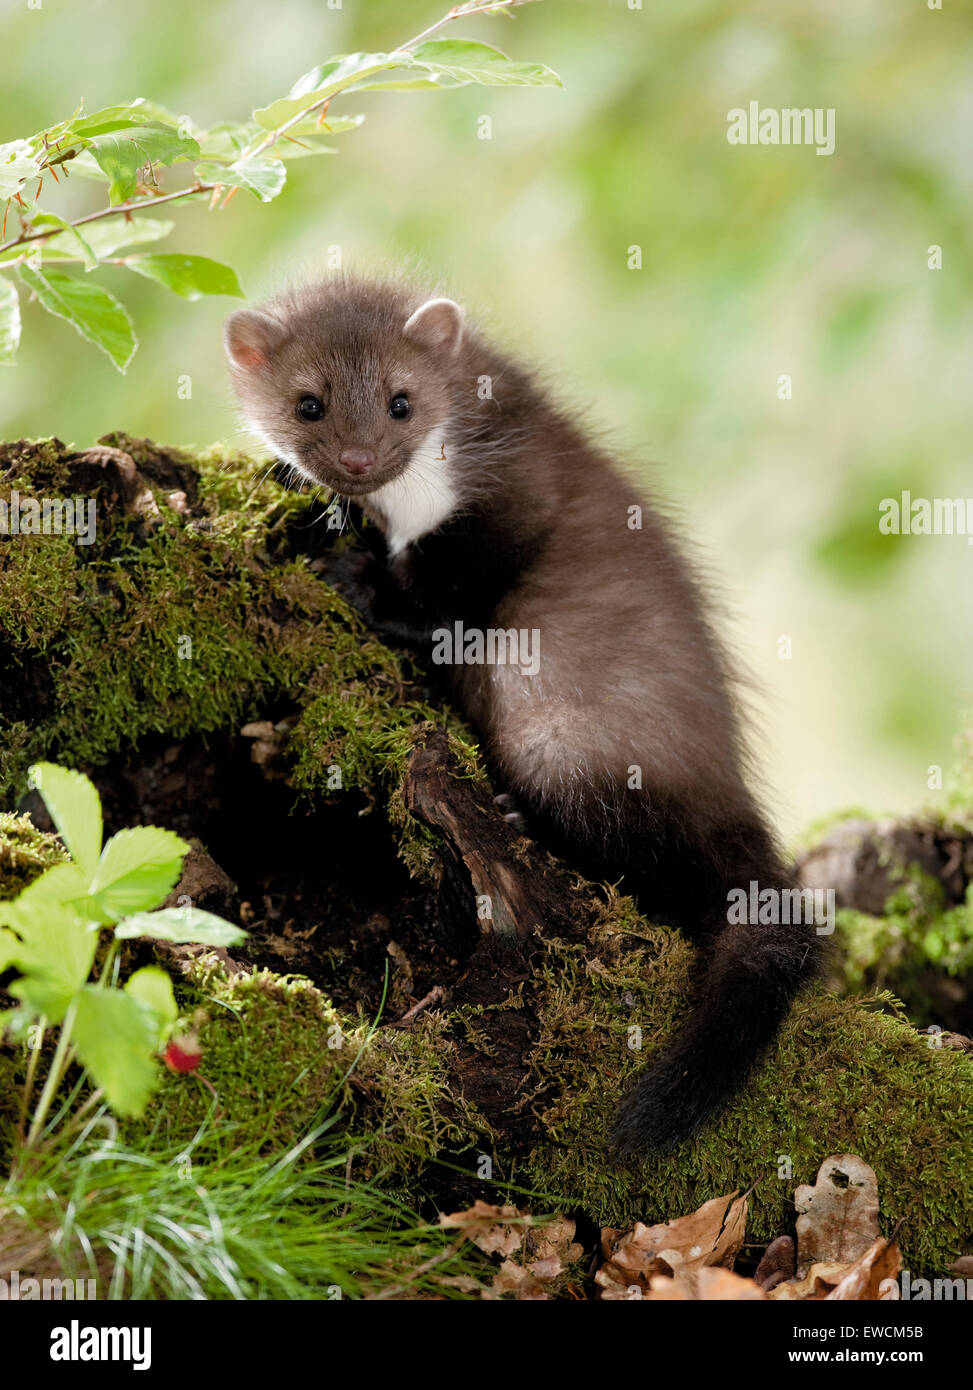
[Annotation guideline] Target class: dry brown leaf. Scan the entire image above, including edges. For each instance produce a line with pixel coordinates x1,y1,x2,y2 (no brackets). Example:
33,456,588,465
825,1240,901,1301
528,1214,585,1269
769,1241,901,1303
440,1203,582,1299
596,1190,748,1298
433,1273,483,1294
493,1258,550,1299
794,1155,879,1276
769,1262,851,1301
439,1200,525,1258
644,1268,767,1301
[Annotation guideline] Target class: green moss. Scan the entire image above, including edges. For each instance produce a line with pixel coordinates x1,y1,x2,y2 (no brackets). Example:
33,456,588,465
517,894,973,1275
141,965,485,1175
352,1008,488,1173
828,861,973,1020
0,812,65,899
0,536,77,648
0,437,478,827
136,968,352,1152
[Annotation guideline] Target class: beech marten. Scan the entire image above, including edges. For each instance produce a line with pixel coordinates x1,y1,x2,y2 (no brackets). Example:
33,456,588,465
224,276,819,1152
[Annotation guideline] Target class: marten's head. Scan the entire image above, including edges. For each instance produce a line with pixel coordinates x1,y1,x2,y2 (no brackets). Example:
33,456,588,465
224,279,463,499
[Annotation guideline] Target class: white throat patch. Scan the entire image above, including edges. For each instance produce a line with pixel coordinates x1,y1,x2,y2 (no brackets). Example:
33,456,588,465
363,425,457,557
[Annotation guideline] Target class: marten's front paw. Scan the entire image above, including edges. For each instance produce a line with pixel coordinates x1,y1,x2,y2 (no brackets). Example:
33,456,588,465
494,792,531,837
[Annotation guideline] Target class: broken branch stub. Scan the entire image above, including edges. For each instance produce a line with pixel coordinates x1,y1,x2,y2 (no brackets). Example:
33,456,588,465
402,728,574,945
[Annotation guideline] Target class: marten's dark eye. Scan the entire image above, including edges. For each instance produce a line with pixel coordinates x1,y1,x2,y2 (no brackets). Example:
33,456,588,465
296,395,325,422
388,394,411,421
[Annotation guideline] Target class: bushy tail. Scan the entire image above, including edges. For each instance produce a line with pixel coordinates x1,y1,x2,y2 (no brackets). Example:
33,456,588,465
611,889,821,1155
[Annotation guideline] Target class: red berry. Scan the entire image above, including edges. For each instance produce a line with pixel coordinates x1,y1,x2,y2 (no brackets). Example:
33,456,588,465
163,1037,202,1073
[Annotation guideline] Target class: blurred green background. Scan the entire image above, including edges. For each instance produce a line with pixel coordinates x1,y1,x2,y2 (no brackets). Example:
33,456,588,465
1,0,971,837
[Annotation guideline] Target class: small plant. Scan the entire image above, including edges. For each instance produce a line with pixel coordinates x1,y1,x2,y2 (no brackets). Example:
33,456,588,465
0,0,560,371
0,762,244,1149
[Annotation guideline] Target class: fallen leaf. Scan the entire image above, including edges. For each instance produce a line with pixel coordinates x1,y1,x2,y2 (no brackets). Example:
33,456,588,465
493,1259,549,1299
768,1240,902,1303
794,1155,879,1277
826,1240,901,1301
528,1214,584,1270
644,1268,767,1301
440,1200,524,1258
433,1273,483,1294
769,1262,851,1301
440,1202,583,1299
596,1190,748,1298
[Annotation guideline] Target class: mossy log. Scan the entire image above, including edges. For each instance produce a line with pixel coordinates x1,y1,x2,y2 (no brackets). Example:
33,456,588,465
1,435,972,1276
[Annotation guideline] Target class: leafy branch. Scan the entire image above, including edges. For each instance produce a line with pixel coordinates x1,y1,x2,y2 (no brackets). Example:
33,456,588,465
0,0,559,371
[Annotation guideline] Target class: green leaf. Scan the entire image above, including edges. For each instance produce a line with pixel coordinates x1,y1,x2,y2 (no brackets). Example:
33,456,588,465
0,139,39,198
121,253,243,300
19,265,136,372
253,38,561,129
52,216,175,260
0,926,18,971
28,762,103,880
288,113,366,136
112,99,190,130
0,862,92,931
26,213,97,271
194,156,286,202
274,141,337,162
72,985,159,1116
89,123,200,204
350,75,459,92
124,965,178,1042
4,890,98,1024
0,1006,34,1043
52,149,113,185
89,826,189,921
37,101,155,144
0,277,21,364
115,906,245,948
10,969,79,1024
69,107,189,143
409,38,563,88
253,53,409,129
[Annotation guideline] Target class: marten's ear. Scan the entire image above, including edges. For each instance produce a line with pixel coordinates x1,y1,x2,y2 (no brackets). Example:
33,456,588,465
224,309,284,371
403,298,464,356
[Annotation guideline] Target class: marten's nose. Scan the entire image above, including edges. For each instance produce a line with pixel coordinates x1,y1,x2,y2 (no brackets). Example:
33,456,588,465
339,447,376,477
